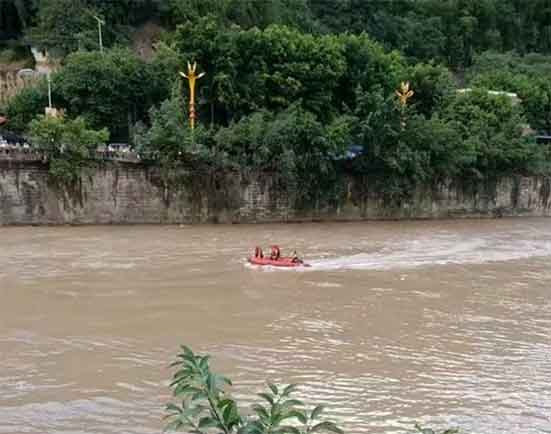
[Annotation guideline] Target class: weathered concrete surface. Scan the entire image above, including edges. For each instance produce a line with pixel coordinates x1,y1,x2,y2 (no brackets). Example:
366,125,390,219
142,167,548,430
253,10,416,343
1,158,550,225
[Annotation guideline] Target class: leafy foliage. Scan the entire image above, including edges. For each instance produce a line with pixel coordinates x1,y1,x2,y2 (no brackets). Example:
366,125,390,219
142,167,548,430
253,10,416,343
136,96,214,163
165,345,343,434
441,89,539,175
53,48,164,140
4,0,551,200
5,82,48,133
170,20,350,124
163,0,315,30
407,63,456,117
310,0,551,68
26,0,98,56
29,115,109,184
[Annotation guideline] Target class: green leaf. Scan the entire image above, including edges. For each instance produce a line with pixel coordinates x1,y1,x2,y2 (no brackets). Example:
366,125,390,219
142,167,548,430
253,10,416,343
172,368,192,379
170,372,191,387
281,384,299,397
165,403,183,414
164,419,183,432
258,392,275,405
198,416,220,429
180,345,195,358
173,383,191,396
218,398,235,409
310,405,325,421
182,406,202,418
281,399,304,408
251,404,270,420
206,373,215,394
182,353,199,366
310,422,343,434
268,382,279,395
286,410,307,424
198,355,210,369
220,375,233,386
223,401,238,425
270,405,285,426
191,391,208,401
238,423,264,434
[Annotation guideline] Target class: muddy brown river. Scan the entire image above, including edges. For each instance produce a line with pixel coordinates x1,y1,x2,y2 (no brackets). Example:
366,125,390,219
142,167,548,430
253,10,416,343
1,219,550,434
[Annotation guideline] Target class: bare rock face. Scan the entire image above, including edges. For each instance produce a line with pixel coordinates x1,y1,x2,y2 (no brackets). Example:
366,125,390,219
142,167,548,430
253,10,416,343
0,155,550,225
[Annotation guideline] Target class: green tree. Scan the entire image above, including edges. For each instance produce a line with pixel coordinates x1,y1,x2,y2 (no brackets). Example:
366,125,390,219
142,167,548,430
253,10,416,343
164,0,315,30
5,82,48,133
520,80,551,133
408,63,456,117
215,105,351,205
137,96,214,162
351,89,465,198
336,32,405,114
53,47,163,140
26,0,97,56
442,89,537,175
87,0,159,26
29,114,108,184
171,21,347,123
398,12,446,63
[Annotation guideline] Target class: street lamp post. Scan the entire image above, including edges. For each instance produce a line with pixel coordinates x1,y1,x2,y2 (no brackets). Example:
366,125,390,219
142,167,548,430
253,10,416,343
179,62,205,130
396,81,414,108
47,73,52,108
93,15,104,53
396,81,414,128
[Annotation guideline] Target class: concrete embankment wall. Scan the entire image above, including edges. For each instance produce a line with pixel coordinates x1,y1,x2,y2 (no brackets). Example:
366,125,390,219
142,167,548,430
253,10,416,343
1,154,550,225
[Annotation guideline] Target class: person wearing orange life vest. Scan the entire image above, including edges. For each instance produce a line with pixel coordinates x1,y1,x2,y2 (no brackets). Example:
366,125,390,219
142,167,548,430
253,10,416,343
270,245,281,260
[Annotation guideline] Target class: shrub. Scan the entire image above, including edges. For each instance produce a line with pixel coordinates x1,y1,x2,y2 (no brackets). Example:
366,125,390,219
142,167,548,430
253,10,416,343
165,345,343,434
29,115,109,184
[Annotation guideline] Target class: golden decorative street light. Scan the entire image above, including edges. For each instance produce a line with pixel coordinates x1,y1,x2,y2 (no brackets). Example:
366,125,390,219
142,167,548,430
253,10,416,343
179,62,205,130
396,81,414,108
396,81,414,129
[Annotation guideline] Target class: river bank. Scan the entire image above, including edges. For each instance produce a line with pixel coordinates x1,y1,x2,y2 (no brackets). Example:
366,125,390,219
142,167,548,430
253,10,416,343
1,155,551,225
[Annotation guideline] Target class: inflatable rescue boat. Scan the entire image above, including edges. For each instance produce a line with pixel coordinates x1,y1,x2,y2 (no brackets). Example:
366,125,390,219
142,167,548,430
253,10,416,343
248,246,310,267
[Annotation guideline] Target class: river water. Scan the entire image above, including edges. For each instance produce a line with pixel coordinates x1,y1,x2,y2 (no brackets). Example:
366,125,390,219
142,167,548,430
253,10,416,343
1,219,550,434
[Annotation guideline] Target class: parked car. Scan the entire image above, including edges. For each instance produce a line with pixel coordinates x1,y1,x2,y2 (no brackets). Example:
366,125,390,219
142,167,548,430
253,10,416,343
0,130,30,148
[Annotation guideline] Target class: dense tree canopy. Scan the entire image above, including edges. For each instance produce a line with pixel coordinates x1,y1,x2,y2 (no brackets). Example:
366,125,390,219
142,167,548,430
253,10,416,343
5,0,550,67
2,0,550,200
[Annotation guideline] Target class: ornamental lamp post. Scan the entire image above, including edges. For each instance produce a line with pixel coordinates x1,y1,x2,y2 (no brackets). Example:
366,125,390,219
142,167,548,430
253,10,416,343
396,81,414,108
93,15,105,53
396,81,414,128
179,62,205,130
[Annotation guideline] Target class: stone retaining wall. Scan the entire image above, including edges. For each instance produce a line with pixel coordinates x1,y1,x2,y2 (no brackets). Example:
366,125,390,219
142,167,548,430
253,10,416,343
1,158,550,225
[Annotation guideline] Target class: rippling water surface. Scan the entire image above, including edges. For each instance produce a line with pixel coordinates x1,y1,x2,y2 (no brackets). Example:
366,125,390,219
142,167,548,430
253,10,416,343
1,219,551,433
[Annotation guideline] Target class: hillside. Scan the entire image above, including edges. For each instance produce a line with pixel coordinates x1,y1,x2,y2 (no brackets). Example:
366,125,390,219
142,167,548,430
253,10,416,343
1,0,550,205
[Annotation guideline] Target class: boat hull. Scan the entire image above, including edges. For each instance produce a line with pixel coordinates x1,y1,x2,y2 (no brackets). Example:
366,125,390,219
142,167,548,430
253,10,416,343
248,256,310,267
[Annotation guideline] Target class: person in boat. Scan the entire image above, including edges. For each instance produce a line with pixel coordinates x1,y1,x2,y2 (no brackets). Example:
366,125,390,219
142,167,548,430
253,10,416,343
291,250,302,263
254,246,264,258
270,245,281,261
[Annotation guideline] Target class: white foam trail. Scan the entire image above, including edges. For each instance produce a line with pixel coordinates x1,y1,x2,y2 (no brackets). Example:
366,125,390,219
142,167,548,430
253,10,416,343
309,237,551,271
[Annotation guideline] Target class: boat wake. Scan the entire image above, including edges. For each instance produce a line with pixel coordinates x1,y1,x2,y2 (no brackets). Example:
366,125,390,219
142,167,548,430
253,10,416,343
308,235,551,271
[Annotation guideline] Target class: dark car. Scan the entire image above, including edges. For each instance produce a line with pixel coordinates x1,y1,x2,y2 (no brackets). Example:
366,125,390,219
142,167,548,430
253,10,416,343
0,130,29,146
